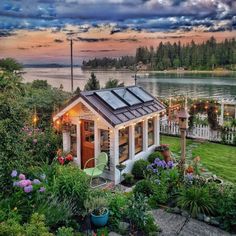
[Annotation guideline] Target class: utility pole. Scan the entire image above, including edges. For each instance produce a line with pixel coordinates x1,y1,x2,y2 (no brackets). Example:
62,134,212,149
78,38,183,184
70,38,74,93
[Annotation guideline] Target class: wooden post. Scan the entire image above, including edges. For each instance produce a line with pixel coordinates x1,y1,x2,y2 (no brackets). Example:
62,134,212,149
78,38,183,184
220,99,224,125
70,38,74,93
180,128,186,165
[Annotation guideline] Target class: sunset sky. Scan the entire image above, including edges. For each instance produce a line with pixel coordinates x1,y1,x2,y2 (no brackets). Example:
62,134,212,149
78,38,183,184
0,0,235,65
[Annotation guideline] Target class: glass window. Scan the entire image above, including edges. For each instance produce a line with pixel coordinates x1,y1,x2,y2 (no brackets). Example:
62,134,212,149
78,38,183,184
148,118,155,146
100,129,110,169
128,87,153,102
119,127,129,163
70,124,77,156
113,89,142,106
135,122,143,154
96,91,127,110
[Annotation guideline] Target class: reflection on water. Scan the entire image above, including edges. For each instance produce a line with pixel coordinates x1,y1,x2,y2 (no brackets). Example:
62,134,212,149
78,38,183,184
23,68,236,99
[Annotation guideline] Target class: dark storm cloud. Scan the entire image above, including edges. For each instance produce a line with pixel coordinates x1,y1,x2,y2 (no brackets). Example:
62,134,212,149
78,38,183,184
0,0,235,33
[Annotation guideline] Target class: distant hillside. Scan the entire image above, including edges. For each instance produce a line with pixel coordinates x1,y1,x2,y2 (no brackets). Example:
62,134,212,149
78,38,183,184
82,37,236,71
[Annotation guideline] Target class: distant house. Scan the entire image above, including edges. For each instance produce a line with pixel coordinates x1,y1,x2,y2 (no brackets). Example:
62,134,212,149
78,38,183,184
53,86,166,184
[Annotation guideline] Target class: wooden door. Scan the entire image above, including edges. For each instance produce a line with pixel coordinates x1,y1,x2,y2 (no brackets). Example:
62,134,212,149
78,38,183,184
81,120,95,168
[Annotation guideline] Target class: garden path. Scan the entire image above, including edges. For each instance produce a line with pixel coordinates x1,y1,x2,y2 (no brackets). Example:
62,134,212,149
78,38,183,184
152,209,232,236
109,209,232,236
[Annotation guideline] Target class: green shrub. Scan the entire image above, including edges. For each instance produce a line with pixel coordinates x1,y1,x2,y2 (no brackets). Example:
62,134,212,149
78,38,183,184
36,197,75,228
122,173,135,185
134,179,155,197
208,184,236,232
148,152,161,163
56,226,74,236
108,193,128,230
131,159,149,179
126,194,158,234
177,186,214,217
0,213,53,236
52,165,89,211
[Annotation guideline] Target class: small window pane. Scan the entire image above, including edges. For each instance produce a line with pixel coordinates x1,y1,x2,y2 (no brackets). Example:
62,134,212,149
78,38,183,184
128,87,153,102
70,124,77,156
135,122,143,154
119,127,129,163
113,89,142,106
100,129,110,170
96,91,127,110
148,118,154,146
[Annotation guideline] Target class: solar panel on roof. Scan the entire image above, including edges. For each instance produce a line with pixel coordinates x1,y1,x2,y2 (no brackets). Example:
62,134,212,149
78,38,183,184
113,88,142,106
128,87,153,102
95,91,127,110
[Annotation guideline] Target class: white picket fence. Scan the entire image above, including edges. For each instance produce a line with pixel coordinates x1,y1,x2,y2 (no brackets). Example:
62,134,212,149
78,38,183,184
160,121,236,145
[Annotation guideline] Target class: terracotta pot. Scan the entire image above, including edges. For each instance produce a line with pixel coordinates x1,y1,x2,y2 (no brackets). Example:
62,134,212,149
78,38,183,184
161,150,171,163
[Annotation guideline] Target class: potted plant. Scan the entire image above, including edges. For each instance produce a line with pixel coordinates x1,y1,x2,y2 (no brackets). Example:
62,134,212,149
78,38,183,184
84,196,109,227
155,144,171,163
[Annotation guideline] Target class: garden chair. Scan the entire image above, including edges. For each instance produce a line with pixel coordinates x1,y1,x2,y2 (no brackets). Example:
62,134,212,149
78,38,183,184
83,152,108,188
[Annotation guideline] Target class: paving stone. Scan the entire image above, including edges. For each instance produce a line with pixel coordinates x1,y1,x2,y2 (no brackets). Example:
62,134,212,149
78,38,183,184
152,209,186,235
179,218,231,236
109,232,122,236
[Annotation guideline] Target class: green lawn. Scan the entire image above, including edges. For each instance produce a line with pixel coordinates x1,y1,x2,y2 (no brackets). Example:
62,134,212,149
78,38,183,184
160,135,236,183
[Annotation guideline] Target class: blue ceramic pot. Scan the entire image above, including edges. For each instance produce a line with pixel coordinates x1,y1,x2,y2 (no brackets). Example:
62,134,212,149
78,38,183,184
91,208,109,227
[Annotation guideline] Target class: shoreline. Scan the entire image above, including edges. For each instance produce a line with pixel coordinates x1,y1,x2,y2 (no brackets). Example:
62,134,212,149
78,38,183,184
81,68,236,74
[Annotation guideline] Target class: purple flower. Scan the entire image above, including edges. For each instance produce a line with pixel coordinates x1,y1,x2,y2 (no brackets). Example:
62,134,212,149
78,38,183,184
39,187,46,192
18,180,29,188
19,174,26,180
11,170,18,177
33,179,41,185
24,185,33,193
186,173,193,181
40,174,46,180
167,161,174,169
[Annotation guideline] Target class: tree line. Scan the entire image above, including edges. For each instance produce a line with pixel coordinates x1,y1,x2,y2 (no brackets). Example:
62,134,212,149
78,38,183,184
82,37,236,71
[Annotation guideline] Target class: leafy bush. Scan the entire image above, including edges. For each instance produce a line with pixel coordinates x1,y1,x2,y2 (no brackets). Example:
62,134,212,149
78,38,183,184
0,213,53,236
126,194,158,234
177,186,214,217
208,184,236,232
24,127,61,164
56,226,74,236
52,165,89,211
36,197,76,229
134,179,155,197
131,159,149,179
108,193,127,231
148,151,161,163
122,173,135,186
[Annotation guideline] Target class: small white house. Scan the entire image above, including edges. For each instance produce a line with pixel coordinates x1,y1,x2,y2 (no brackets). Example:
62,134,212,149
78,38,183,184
53,86,165,184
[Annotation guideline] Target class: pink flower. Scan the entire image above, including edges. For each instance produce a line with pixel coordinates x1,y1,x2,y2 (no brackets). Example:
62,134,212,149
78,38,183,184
19,174,26,180
18,180,29,188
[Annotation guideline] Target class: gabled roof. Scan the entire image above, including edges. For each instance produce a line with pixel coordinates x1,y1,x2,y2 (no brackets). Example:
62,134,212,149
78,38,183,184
55,86,166,127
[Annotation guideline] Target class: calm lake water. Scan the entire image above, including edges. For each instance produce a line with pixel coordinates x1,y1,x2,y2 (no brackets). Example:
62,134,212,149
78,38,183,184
23,67,236,99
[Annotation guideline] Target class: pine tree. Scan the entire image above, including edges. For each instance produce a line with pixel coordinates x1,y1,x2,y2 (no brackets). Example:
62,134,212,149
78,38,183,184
84,73,100,91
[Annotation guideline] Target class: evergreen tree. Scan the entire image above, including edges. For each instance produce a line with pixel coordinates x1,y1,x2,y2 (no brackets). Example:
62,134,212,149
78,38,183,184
84,72,100,91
